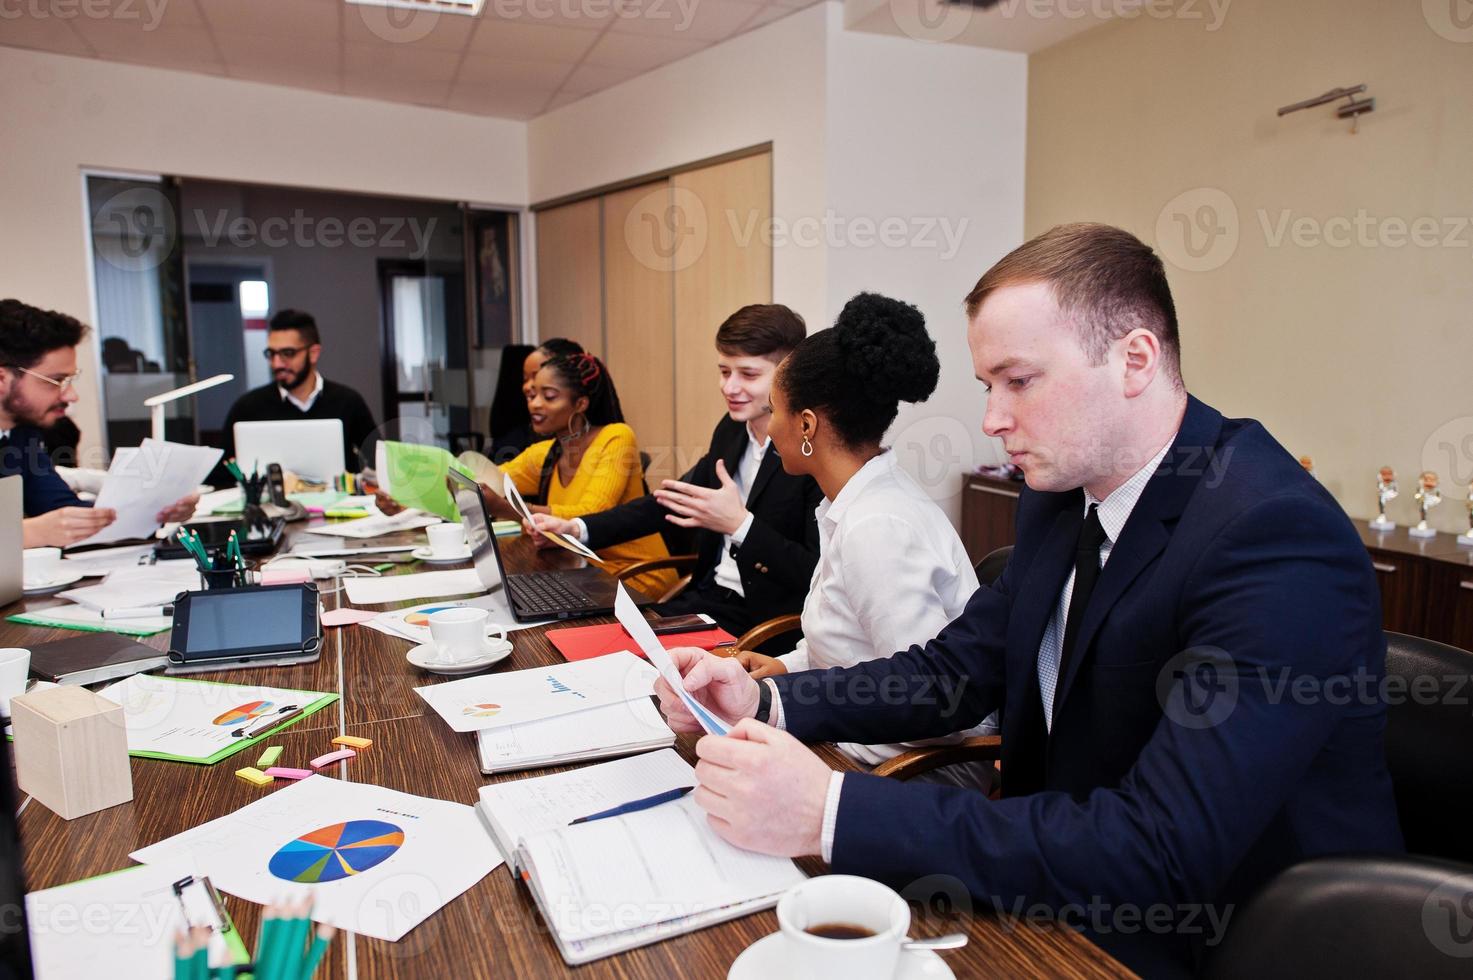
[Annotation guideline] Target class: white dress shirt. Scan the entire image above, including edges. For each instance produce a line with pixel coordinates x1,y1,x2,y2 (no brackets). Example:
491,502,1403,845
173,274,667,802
279,371,324,412
776,450,984,768
793,435,1178,861
710,426,767,596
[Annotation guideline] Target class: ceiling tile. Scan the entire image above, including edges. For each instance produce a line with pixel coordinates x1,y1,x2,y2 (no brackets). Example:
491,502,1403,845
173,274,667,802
0,16,94,57
457,54,572,88
344,40,462,82
446,78,552,117
466,18,600,61
68,20,225,73
216,32,342,89
559,61,640,95
199,0,341,39
581,29,705,71
341,3,480,51
606,0,761,42
480,0,616,33
342,73,454,106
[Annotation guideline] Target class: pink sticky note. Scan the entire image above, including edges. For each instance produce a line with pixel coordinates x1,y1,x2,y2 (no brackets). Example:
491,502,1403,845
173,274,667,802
321,607,378,627
264,767,314,780
262,568,313,586
310,748,357,768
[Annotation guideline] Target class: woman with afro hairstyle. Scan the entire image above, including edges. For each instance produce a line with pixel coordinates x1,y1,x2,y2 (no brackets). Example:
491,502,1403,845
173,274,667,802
736,292,995,778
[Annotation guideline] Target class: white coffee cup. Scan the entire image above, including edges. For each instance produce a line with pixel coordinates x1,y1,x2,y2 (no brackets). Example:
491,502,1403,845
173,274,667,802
426,607,507,664
425,523,467,558
0,649,31,719
776,875,910,980
22,547,61,587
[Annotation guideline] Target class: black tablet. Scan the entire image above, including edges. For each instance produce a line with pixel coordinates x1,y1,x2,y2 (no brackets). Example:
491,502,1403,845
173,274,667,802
166,583,322,673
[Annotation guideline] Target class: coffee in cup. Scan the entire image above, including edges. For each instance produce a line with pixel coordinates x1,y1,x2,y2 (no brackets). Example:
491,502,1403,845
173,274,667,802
776,875,909,980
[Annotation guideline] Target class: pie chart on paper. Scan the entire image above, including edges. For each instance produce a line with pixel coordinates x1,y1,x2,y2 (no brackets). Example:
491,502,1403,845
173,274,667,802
402,605,460,628
268,820,405,883
212,701,274,726
462,703,502,718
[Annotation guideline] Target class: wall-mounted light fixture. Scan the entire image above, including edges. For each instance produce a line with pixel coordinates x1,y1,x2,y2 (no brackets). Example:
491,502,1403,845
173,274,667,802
1277,85,1375,134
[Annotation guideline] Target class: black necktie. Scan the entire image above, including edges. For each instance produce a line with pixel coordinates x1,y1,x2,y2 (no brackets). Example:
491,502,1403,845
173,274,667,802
1055,504,1108,708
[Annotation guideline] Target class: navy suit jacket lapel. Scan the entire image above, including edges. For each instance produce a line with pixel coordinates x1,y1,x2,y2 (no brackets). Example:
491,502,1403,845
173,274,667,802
1052,397,1225,712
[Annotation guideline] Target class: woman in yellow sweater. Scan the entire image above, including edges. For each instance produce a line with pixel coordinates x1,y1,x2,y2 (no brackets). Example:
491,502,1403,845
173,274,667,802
483,352,676,598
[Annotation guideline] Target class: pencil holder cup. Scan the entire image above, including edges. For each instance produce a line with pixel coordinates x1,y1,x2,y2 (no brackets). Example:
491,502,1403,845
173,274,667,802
200,567,258,590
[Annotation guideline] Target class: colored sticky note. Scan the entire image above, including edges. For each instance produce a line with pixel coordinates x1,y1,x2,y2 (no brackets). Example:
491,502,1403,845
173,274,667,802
256,746,284,768
235,767,272,787
331,735,372,750
263,767,313,781
310,748,356,769
321,607,378,628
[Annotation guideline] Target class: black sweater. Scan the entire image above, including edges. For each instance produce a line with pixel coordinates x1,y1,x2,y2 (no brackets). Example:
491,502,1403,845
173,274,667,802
222,379,377,472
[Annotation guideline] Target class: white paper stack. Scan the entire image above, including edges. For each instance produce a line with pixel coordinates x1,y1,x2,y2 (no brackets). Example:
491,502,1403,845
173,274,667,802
476,750,804,965
476,697,675,774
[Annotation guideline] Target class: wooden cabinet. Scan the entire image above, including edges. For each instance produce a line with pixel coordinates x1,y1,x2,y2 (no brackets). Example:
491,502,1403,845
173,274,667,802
959,474,1022,565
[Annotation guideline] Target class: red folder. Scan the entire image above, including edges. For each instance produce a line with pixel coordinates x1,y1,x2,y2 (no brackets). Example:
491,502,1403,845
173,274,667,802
547,622,738,662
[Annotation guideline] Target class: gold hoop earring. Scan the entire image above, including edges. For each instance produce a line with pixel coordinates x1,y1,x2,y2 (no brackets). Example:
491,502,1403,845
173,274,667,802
566,411,590,441
801,437,813,458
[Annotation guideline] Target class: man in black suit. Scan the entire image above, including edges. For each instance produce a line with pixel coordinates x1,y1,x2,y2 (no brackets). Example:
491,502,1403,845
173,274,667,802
533,305,822,636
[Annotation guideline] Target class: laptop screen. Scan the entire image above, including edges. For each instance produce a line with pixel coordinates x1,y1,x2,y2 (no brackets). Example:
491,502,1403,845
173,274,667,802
450,469,505,590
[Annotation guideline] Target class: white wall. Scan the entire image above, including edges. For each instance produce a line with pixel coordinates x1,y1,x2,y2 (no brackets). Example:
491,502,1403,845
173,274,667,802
0,46,527,462
528,3,831,331
530,1,1028,524
823,24,1025,523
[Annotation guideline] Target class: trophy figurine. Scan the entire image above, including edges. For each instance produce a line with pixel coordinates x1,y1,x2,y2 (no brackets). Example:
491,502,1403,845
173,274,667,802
1409,470,1442,538
1369,466,1397,531
1461,483,1473,546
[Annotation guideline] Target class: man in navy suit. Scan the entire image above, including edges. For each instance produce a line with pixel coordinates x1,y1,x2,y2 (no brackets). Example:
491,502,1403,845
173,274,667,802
654,225,1402,975
0,299,198,547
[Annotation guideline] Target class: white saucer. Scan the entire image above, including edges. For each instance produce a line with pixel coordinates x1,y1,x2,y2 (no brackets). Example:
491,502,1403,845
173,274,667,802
407,640,512,675
727,932,955,980
22,570,87,595
411,546,472,564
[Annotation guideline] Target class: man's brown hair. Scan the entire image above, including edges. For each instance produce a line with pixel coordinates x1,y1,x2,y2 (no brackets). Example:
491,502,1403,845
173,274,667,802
714,304,806,359
963,223,1182,384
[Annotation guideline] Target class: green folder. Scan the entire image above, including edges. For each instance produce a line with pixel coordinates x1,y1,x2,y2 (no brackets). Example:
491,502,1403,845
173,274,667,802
7,610,171,637
102,675,340,766
380,441,473,522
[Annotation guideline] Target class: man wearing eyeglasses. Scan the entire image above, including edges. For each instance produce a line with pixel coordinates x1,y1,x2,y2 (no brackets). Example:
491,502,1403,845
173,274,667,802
0,299,199,547
220,309,377,472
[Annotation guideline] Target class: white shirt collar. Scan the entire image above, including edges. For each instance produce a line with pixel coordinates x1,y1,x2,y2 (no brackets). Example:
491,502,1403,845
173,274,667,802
816,450,895,527
1082,435,1177,544
279,371,324,412
745,422,771,454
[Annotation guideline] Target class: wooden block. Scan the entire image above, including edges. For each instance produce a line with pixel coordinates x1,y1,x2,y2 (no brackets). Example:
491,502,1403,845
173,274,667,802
11,686,132,820
331,735,372,750
235,767,272,787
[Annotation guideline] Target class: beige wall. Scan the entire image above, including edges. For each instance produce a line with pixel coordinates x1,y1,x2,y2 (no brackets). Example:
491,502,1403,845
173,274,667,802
0,46,527,463
1028,0,1473,531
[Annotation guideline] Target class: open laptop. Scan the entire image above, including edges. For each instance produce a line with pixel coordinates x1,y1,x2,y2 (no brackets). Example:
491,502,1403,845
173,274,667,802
0,477,23,607
450,468,651,622
232,419,345,482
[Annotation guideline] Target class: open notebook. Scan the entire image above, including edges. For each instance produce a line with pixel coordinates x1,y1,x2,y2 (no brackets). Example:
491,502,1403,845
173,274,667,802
476,749,805,965
476,697,676,774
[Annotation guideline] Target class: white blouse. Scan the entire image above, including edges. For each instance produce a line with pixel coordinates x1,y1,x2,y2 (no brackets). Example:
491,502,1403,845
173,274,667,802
777,450,992,768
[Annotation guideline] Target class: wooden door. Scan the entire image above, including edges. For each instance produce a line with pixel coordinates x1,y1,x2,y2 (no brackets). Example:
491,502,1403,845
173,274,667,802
534,197,603,357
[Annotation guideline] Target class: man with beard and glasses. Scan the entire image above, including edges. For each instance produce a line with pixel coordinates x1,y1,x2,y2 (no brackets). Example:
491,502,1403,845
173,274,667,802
221,309,377,472
0,299,199,547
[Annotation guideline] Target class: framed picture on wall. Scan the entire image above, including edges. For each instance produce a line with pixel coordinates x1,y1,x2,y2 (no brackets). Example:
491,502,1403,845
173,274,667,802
468,209,519,349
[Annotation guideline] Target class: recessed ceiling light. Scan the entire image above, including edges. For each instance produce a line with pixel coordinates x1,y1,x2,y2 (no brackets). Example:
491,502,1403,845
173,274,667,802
345,0,485,17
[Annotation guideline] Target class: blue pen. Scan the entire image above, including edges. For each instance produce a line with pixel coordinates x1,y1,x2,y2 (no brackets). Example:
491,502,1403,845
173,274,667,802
568,786,695,825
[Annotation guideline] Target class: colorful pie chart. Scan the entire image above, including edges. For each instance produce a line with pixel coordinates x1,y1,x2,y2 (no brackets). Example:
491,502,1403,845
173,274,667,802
402,605,462,627
268,820,405,884
212,700,274,727
462,703,502,718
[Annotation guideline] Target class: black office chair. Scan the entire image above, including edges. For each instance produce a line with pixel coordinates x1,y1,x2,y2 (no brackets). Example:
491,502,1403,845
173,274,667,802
1203,854,1473,979
1384,631,1473,863
974,545,1013,587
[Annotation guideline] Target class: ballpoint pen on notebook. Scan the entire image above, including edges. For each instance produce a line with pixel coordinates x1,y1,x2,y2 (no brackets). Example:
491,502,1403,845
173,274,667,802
102,604,175,619
567,786,695,825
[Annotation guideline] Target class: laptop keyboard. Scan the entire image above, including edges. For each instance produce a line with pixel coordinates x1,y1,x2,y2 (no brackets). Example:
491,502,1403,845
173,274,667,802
510,572,599,614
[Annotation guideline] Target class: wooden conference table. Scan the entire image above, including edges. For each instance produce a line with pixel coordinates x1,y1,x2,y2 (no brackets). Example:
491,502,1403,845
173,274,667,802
9,519,1134,979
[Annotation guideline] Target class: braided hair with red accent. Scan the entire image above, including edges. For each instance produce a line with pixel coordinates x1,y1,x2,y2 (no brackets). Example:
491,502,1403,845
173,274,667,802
533,352,627,501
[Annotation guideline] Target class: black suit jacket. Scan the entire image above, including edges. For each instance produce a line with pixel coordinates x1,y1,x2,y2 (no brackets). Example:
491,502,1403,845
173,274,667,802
582,415,822,624
774,397,1402,975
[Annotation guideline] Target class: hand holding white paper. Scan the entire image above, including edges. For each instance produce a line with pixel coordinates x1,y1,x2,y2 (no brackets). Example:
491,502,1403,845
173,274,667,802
614,583,729,736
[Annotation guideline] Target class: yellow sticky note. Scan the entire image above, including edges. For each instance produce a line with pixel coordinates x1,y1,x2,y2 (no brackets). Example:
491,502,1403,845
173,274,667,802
235,767,272,787
256,746,284,768
331,735,372,751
